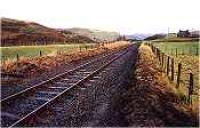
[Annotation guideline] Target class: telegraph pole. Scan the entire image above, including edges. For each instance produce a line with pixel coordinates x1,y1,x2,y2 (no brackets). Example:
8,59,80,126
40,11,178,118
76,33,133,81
167,27,169,42
191,28,193,37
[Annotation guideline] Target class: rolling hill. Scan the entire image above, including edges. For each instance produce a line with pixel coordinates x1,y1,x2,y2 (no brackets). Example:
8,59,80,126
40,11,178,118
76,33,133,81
126,33,153,40
66,28,120,42
1,18,119,46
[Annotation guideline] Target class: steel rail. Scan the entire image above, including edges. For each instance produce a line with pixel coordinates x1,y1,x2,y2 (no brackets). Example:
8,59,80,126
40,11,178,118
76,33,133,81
9,47,129,127
0,49,122,104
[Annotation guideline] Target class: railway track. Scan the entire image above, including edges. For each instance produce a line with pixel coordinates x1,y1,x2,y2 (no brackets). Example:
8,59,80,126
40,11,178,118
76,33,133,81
1,46,131,127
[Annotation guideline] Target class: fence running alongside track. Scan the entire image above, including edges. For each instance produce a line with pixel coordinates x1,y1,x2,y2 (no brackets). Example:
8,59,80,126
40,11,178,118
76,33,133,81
152,42,199,56
1,44,98,62
1,41,120,62
154,46,199,56
146,43,198,105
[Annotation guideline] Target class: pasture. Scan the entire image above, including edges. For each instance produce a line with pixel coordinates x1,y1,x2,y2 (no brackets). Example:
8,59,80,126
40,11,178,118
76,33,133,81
0,43,95,61
153,42,199,56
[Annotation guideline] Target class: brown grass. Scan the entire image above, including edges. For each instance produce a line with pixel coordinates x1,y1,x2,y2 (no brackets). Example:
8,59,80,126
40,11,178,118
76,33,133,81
136,44,178,97
135,43,199,124
1,41,130,76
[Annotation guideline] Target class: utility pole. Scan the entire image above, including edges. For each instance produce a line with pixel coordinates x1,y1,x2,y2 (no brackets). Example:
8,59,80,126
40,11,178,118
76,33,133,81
167,27,169,42
191,28,193,37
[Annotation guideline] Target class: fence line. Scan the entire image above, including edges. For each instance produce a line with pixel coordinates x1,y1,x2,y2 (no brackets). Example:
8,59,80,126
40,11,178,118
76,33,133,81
1,43,103,62
146,42,195,105
154,46,199,56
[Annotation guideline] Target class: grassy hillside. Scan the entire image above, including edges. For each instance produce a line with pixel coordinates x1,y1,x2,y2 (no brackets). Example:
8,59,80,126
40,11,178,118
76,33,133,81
1,18,95,46
67,28,119,42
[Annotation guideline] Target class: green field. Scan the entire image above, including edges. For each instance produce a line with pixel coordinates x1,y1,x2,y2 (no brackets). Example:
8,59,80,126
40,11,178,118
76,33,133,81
0,43,96,61
153,42,199,56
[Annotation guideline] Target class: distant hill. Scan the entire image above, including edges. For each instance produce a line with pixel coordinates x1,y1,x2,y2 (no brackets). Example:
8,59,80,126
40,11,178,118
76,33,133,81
144,34,167,40
1,18,95,46
67,28,120,42
126,33,153,40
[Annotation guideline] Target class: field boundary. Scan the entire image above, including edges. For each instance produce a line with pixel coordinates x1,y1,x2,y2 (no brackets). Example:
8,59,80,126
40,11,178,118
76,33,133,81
145,42,198,105
1,43,97,61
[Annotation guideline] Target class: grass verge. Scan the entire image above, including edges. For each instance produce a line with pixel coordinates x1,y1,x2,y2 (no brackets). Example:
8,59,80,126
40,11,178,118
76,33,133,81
132,43,198,126
1,41,130,78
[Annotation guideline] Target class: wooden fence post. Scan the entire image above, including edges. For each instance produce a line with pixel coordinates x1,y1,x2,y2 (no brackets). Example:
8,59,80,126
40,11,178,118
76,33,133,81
153,46,156,53
155,48,157,56
16,53,19,62
188,73,193,105
171,58,174,81
157,48,159,57
158,49,161,64
176,63,182,88
167,56,170,76
39,50,42,57
161,52,164,69
16,53,19,67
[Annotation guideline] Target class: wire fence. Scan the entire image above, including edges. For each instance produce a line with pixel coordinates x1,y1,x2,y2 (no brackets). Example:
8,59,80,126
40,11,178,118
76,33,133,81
146,42,199,105
1,44,99,62
157,47,199,56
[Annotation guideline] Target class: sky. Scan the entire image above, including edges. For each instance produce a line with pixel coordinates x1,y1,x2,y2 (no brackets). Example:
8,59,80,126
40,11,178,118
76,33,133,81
0,0,199,34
